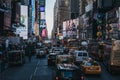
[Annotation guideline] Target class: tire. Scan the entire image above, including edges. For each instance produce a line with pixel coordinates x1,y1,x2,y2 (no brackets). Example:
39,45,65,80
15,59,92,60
0,62,2,72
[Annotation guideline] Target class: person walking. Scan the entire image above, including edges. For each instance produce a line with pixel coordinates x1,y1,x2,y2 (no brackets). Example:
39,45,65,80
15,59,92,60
25,42,32,62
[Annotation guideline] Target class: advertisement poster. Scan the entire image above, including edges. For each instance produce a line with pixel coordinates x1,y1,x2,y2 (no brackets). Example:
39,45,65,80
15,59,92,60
4,12,11,30
40,19,46,28
42,28,47,37
40,12,45,19
16,5,28,39
63,18,79,38
111,23,119,39
119,7,120,31
31,0,35,34
14,2,21,23
63,21,67,37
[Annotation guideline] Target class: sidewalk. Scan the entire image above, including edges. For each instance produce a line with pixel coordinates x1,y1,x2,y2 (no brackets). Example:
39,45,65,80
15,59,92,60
0,56,38,80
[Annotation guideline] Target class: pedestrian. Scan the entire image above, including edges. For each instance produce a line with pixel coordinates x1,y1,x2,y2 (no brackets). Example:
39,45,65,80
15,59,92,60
25,42,32,62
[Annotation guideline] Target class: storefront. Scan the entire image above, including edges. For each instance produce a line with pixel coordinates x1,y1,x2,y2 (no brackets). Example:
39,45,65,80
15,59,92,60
106,7,119,40
0,0,12,36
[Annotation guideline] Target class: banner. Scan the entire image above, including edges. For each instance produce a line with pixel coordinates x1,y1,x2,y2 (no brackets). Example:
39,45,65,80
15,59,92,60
63,18,79,38
16,5,28,39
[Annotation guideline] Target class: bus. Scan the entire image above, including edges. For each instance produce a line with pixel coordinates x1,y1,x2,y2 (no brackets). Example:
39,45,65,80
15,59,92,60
103,40,120,74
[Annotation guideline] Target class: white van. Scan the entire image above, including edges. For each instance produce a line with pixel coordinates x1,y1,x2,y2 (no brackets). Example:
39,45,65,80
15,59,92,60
74,50,89,63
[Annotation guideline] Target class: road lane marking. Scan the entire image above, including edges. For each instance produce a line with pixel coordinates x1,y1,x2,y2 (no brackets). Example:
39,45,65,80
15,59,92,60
29,60,40,80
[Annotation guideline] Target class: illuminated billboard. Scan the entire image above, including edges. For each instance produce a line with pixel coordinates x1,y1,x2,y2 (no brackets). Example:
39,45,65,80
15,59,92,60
40,6,45,12
40,0,45,6
31,0,35,34
40,12,45,19
16,5,28,39
42,28,47,37
40,19,46,28
63,18,79,38
4,12,11,30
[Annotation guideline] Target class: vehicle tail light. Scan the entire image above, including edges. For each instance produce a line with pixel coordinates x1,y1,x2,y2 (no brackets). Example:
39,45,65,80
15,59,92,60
56,77,59,80
86,67,90,70
96,67,99,70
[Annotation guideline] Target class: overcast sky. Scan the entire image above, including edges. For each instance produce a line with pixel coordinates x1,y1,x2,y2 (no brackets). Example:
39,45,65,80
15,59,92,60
46,0,56,38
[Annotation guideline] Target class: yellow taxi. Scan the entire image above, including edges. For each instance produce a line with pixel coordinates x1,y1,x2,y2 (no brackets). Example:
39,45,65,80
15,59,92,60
81,60,101,74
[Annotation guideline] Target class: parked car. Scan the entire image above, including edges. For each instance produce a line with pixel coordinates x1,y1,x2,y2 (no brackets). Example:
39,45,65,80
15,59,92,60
81,60,101,75
55,64,84,80
48,53,57,66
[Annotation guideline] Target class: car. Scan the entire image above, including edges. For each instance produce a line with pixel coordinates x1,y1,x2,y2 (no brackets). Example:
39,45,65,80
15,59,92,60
53,49,62,54
81,60,102,75
48,53,57,66
56,55,74,64
36,48,46,58
55,63,84,80
49,49,53,53
74,50,89,64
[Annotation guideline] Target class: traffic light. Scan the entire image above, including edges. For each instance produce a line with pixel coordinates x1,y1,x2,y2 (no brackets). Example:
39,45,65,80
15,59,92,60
97,13,104,25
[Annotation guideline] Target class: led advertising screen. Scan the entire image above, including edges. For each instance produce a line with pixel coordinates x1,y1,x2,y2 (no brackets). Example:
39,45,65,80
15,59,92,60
63,21,67,37
31,0,35,34
63,18,79,38
4,12,11,30
42,28,47,37
40,0,45,6
40,19,46,28
40,6,45,12
12,2,21,23
40,12,45,19
16,5,28,39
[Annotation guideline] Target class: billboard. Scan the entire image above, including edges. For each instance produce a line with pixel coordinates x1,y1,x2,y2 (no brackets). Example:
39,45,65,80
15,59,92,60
16,5,28,39
40,19,46,28
42,28,47,37
15,2,21,23
40,0,45,6
31,0,35,34
63,18,79,38
63,21,67,37
4,12,11,30
40,12,45,19
40,6,45,12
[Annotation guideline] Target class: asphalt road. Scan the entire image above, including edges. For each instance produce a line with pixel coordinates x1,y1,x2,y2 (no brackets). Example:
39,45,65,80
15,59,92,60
31,58,55,80
0,56,120,80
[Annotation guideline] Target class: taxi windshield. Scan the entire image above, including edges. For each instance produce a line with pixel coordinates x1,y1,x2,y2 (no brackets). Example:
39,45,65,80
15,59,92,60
62,71,73,78
85,61,99,66
57,57,74,64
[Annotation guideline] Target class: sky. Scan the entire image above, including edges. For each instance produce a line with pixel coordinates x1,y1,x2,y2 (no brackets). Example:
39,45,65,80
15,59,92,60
46,0,56,38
